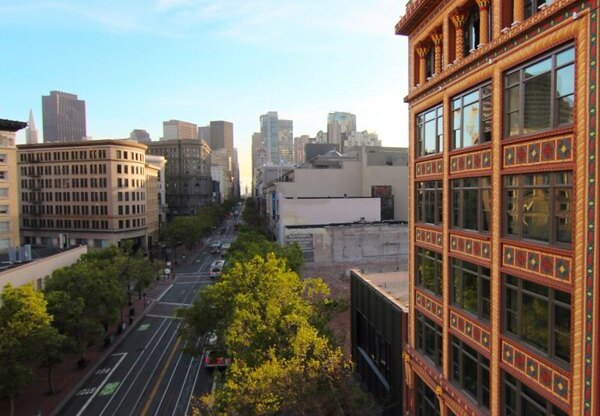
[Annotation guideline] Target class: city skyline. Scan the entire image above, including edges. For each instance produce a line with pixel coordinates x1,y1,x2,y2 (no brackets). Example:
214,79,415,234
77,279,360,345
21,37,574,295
1,0,409,191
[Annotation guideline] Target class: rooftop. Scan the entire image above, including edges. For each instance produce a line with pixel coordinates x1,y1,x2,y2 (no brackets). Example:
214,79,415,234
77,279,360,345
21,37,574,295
352,270,409,312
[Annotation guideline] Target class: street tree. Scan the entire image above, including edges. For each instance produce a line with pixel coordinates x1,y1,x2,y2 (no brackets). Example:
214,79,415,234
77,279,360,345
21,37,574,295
30,325,70,394
0,284,52,416
180,255,377,415
45,261,123,363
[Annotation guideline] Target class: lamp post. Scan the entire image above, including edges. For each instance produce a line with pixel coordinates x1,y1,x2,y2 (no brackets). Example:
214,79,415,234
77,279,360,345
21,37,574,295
164,267,171,283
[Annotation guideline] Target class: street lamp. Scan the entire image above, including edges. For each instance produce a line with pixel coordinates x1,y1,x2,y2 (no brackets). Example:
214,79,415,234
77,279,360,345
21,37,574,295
164,267,171,282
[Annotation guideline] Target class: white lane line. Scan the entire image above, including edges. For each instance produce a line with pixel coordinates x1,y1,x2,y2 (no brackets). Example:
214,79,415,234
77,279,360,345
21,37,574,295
75,352,127,416
127,321,182,416
98,318,170,416
145,314,183,319
183,341,204,416
156,284,174,302
158,301,192,307
155,340,188,415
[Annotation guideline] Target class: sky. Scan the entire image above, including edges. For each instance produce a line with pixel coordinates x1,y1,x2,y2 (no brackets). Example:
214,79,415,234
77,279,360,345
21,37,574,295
1,0,409,192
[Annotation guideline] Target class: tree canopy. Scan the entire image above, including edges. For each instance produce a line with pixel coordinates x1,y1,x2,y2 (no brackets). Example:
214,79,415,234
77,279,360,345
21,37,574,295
180,253,376,415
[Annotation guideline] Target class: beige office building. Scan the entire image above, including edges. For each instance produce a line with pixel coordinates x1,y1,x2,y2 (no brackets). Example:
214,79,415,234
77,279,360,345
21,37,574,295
0,119,26,252
17,139,157,249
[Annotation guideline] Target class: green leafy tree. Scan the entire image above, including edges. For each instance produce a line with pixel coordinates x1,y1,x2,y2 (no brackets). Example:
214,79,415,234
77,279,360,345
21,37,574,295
0,284,52,416
180,254,376,415
30,325,70,394
45,261,122,362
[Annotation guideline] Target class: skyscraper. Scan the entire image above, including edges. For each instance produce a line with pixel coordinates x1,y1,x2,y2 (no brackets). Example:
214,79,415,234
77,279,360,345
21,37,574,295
42,91,87,143
396,0,597,415
327,112,356,151
208,121,234,156
162,119,197,140
25,110,38,145
260,111,293,164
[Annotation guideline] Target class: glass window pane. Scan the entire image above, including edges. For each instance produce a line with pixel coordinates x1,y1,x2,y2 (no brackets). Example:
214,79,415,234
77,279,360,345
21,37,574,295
508,86,520,112
505,286,518,334
453,108,462,149
425,119,437,154
463,189,479,230
555,189,572,244
506,189,518,236
463,90,479,105
481,189,491,232
506,71,520,86
463,353,478,398
524,72,552,133
463,102,481,147
524,57,551,79
463,270,478,315
554,304,571,362
522,293,549,353
556,64,574,97
523,188,550,241
557,94,574,125
556,48,575,66
481,277,491,320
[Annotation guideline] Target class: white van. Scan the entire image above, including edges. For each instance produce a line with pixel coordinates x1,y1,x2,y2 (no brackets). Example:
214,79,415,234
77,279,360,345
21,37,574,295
210,260,225,279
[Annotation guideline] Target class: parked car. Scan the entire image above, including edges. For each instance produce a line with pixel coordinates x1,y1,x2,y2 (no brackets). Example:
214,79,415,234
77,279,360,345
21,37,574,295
204,333,231,372
210,260,226,279
210,241,221,254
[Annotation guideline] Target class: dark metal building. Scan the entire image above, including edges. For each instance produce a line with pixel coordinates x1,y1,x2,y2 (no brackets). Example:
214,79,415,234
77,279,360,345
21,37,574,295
351,270,409,416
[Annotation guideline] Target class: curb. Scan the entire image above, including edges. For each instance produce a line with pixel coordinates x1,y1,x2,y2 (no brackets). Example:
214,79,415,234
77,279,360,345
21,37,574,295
49,282,174,416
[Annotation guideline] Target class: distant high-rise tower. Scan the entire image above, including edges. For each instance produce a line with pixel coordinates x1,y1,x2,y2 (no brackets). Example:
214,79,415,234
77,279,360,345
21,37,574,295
130,129,151,143
209,121,234,157
25,110,38,145
162,120,197,140
42,91,87,143
327,112,356,151
260,112,293,164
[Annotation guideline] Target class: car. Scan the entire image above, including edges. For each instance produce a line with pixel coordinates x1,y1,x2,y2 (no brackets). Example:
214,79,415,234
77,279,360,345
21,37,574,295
210,241,221,254
210,260,225,279
220,243,231,255
204,333,231,372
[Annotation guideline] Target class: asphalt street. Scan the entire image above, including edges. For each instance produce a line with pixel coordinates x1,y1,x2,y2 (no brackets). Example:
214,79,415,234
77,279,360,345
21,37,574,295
55,218,238,416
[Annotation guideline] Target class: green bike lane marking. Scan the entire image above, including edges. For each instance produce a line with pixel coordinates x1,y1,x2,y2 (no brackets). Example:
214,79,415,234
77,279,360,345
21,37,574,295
98,381,121,396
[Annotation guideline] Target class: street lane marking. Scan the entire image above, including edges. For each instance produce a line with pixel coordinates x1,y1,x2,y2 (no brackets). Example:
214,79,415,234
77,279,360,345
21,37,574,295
145,314,183,319
76,387,96,396
75,352,127,416
158,301,191,306
138,324,150,331
139,337,182,416
98,381,120,397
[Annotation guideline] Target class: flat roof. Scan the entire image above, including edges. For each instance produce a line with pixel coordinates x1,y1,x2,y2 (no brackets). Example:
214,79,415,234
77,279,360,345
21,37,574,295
351,270,409,312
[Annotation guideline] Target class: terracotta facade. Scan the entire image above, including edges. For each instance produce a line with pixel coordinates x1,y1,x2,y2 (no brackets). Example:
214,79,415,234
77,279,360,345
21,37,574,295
397,0,599,415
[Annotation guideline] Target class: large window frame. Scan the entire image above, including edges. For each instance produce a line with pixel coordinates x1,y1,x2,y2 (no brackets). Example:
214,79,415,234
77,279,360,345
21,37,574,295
451,336,490,409
416,377,441,416
416,247,443,297
416,181,443,225
451,258,491,321
504,274,571,366
451,177,491,232
416,104,444,157
524,0,549,19
504,44,574,137
452,83,492,149
503,171,573,246
416,311,443,368
503,372,568,416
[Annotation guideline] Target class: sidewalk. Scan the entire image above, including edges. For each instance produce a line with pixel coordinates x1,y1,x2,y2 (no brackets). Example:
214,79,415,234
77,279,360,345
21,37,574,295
0,280,172,416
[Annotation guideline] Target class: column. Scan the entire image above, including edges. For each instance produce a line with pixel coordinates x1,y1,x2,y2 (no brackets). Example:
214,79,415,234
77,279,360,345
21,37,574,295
476,0,491,45
513,0,524,24
416,44,429,85
451,12,467,61
431,32,443,75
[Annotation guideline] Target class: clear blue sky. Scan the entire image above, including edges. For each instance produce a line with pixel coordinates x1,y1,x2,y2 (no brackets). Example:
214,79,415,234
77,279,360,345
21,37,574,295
1,0,409,191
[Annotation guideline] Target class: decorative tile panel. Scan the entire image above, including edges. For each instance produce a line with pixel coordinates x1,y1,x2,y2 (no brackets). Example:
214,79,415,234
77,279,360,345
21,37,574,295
502,244,571,284
503,136,573,168
449,310,491,352
415,158,443,178
449,234,491,262
415,290,443,321
502,340,570,405
415,227,443,248
450,149,491,174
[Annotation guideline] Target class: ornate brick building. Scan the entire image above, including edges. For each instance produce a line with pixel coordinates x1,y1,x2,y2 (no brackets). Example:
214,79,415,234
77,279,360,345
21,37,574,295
396,0,598,415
